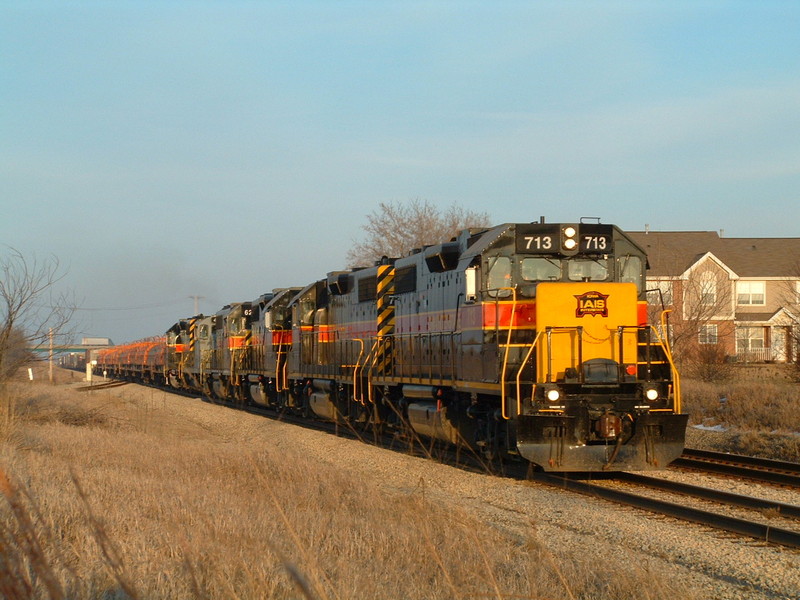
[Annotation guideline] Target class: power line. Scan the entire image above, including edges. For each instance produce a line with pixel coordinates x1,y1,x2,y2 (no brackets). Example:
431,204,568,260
70,299,190,312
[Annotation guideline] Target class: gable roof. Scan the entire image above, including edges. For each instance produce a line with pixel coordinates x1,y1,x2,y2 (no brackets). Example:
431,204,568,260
628,231,800,278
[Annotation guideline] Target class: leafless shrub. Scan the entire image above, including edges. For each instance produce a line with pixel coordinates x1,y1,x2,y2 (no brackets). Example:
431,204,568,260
346,199,491,267
681,343,734,382
0,248,75,384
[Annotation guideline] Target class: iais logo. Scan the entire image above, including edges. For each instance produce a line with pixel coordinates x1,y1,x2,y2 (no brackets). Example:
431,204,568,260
574,291,609,318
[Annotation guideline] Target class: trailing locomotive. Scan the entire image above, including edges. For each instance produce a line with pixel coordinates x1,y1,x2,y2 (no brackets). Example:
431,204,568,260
96,220,688,471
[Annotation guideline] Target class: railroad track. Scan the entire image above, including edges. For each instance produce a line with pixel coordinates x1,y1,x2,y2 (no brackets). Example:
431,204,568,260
533,472,800,549
74,380,130,392
674,448,800,488
532,450,800,549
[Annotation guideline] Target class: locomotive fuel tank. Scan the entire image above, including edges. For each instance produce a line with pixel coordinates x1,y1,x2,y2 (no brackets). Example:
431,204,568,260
308,379,339,420
404,385,462,445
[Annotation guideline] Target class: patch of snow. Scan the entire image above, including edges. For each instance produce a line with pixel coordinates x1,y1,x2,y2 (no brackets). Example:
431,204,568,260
691,424,729,432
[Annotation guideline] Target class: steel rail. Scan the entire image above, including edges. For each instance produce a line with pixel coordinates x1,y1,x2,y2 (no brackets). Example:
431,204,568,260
616,472,800,519
74,380,130,392
534,473,800,549
672,457,800,488
683,448,800,474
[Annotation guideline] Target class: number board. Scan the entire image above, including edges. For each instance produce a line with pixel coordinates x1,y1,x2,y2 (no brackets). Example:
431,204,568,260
578,224,614,254
515,224,561,254
515,223,615,254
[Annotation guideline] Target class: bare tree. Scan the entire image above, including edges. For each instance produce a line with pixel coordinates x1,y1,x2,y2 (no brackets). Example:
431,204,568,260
777,259,800,366
647,259,735,380
346,199,491,267
0,248,75,382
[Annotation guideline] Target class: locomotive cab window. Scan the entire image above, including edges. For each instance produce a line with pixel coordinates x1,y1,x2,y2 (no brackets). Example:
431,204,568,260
486,256,512,297
618,255,644,292
567,258,608,282
229,317,243,335
521,257,562,282
299,297,316,326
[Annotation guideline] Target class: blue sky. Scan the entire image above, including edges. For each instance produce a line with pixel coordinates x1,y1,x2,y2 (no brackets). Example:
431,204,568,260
2,1,799,344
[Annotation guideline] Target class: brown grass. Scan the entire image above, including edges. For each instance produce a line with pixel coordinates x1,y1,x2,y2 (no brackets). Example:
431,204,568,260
0,371,694,599
681,378,800,461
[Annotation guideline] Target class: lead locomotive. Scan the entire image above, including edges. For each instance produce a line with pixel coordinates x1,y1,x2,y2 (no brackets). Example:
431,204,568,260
99,220,688,471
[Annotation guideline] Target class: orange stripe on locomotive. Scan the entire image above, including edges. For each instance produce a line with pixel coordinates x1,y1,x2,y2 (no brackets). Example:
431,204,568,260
481,301,537,329
316,324,334,343
270,330,293,345
228,335,249,350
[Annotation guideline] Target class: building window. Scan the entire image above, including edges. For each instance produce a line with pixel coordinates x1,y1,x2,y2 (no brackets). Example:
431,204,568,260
737,281,765,305
736,327,765,352
699,324,718,344
699,272,717,306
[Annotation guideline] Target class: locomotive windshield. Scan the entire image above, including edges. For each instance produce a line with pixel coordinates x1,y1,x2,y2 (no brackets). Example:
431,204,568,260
520,257,561,281
229,317,245,335
567,258,609,282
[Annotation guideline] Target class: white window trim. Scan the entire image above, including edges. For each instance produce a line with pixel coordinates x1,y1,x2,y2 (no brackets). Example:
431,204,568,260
736,326,765,351
737,280,766,306
699,324,718,345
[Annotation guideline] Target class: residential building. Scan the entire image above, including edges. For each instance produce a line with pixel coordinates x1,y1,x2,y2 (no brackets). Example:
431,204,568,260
628,230,800,364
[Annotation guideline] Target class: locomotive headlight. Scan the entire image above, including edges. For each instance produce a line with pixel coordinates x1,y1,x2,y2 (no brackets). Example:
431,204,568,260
644,388,659,401
546,388,561,402
561,226,578,251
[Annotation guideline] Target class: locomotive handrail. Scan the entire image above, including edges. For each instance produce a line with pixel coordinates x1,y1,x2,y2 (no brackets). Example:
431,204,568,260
229,348,238,385
654,310,682,412
499,287,517,420
350,338,366,403
515,330,543,416
179,350,191,380
364,339,384,404
383,330,458,385
274,328,286,392
353,339,378,404
617,319,682,412
544,326,583,384
617,325,643,381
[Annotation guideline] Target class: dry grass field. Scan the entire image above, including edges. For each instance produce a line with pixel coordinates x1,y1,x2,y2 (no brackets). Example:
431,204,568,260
681,378,800,462
0,366,698,600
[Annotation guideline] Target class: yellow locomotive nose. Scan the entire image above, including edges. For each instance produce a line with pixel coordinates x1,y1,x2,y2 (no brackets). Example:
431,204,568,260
534,282,639,384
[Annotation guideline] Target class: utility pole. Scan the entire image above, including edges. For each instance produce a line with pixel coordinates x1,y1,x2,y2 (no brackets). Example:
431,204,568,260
49,328,53,384
189,295,205,315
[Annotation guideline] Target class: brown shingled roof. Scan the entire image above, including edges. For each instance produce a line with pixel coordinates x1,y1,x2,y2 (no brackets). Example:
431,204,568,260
628,231,800,278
